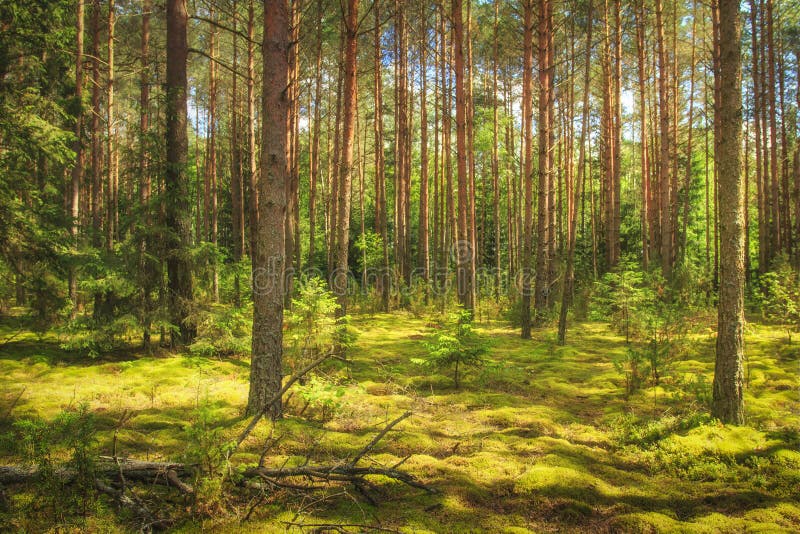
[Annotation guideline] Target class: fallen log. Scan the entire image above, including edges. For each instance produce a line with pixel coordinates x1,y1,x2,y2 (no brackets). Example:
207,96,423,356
0,458,193,494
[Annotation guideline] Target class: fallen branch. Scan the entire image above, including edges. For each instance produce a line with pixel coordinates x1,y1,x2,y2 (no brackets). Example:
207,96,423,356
349,411,411,466
0,458,193,494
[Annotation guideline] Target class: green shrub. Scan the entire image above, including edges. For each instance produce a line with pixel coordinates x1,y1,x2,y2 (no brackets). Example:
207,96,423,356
188,304,251,358
413,309,487,389
759,257,800,341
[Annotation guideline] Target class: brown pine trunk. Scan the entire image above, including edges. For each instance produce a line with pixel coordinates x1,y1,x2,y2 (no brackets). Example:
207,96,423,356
69,0,85,315
140,0,154,340
635,0,651,269
765,0,780,258
418,4,430,290
533,0,552,325
106,0,117,251
248,0,290,419
558,0,593,345
308,4,323,268
230,0,245,307
165,0,195,345
374,2,389,311
656,0,672,277
750,0,766,273
91,0,102,250
680,2,697,262
712,0,745,425
247,0,259,261
333,0,360,314
207,5,219,301
453,0,473,312
491,0,501,301
520,0,534,338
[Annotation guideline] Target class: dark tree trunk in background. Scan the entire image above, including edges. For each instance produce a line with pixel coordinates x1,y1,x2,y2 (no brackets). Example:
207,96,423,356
69,0,85,317
248,0,290,419
712,0,745,425
520,0,534,338
165,0,195,346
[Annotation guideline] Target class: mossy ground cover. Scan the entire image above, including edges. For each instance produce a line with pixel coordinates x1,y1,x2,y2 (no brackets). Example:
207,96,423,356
0,311,798,532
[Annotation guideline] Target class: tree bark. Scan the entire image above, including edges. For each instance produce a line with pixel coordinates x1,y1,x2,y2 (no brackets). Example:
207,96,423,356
520,0,534,338
712,0,745,425
165,0,195,345
248,0,290,419
333,0,360,314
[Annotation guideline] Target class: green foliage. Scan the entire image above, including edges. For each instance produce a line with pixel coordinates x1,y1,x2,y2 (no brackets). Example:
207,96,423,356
295,375,347,421
590,262,657,342
188,304,251,358
413,309,487,389
759,257,800,341
7,405,97,521
354,231,385,272
182,400,235,516
285,277,341,369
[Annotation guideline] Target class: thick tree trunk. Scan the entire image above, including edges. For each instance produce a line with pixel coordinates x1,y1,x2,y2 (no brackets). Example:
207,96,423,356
656,0,672,277
165,0,195,345
712,0,745,425
248,0,290,419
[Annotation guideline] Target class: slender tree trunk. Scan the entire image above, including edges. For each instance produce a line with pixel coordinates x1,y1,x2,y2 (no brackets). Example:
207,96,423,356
558,0,592,345
656,0,672,277
106,0,117,251
247,0,259,261
533,0,552,325
418,4,430,291
492,0,501,301
636,0,651,269
91,0,102,250
520,0,534,338
374,2,389,311
712,0,745,425
230,0,245,307
248,0,290,419
308,4,323,268
140,0,153,340
165,0,195,345
207,5,219,301
69,0,85,317
453,0,473,312
333,0,360,315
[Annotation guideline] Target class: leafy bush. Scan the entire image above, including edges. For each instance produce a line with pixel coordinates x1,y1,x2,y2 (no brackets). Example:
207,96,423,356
188,304,251,358
759,257,800,341
413,309,487,389
7,406,97,521
295,375,346,421
285,277,342,371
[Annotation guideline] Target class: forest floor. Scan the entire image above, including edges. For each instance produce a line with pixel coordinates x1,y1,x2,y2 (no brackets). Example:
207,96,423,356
1,311,799,532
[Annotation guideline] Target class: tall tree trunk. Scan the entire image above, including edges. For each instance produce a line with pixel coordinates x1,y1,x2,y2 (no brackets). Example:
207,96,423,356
558,0,592,345
533,0,552,325
107,0,117,250
491,0,501,301
712,0,745,425
207,5,219,301
91,0,102,250
520,0,534,338
230,0,245,306
374,2,389,311
248,0,290,419
418,4,430,291
333,0,360,314
635,0,651,269
309,3,323,268
165,0,195,345
656,0,673,277
69,0,85,316
453,0,473,312
247,0,259,261
140,0,154,340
